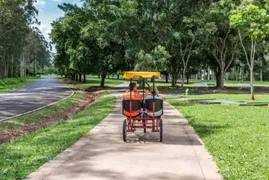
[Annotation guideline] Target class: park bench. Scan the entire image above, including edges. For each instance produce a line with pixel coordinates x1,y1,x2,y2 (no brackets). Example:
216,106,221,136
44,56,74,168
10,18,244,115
238,84,251,90
194,83,208,90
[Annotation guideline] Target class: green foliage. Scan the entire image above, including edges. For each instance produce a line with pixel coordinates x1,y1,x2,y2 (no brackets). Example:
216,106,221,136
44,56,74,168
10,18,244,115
230,4,269,41
230,1,269,99
135,45,171,71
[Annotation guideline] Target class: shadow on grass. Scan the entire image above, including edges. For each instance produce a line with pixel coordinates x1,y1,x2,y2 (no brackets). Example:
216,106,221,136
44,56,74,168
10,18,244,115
160,86,269,95
167,101,194,107
184,116,230,139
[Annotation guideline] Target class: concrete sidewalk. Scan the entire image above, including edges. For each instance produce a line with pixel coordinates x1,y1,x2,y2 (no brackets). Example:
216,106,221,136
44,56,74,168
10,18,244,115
28,88,222,180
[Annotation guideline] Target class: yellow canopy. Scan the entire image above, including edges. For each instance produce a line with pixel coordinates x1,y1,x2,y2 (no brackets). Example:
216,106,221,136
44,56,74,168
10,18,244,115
123,72,161,79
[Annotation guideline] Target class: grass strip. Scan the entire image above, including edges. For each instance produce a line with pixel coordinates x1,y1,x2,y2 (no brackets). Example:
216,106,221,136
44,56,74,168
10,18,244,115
0,93,83,133
0,77,40,93
168,100,269,180
0,94,115,180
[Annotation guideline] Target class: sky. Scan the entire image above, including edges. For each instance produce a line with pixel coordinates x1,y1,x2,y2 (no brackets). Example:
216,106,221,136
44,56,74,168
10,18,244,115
34,0,83,49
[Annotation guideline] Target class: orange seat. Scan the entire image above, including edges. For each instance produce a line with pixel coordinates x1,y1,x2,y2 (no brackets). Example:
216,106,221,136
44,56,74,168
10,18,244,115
122,100,141,117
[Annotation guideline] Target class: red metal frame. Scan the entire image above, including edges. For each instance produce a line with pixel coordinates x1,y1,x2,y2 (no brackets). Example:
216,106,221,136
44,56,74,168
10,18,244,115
126,101,162,133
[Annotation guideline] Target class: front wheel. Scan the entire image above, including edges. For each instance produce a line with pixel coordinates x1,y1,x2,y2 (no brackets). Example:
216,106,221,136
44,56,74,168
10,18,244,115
123,119,127,142
159,120,163,142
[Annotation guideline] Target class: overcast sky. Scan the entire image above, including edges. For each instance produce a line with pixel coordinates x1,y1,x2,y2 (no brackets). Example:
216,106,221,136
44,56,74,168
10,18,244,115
34,0,82,47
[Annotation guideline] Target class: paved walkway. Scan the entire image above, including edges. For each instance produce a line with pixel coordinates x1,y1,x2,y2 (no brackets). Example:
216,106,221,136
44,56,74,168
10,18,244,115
0,77,73,122
28,86,222,180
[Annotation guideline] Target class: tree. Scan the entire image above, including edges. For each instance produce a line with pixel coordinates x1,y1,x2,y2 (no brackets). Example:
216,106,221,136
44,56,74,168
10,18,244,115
0,0,50,79
206,0,241,89
230,3,269,100
175,16,214,87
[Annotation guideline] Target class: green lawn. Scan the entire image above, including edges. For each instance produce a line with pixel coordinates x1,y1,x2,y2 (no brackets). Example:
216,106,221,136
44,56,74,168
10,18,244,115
149,79,269,88
0,77,40,93
168,96,269,179
0,94,115,180
186,93,269,102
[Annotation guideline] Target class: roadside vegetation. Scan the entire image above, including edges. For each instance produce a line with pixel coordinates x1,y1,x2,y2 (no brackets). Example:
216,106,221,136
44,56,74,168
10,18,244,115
0,77,40,93
0,93,83,139
0,94,115,180
168,99,269,179
0,1,51,80
0,75,124,144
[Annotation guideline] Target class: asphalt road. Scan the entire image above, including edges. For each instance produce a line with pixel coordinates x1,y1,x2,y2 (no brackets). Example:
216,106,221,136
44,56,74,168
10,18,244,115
0,77,73,122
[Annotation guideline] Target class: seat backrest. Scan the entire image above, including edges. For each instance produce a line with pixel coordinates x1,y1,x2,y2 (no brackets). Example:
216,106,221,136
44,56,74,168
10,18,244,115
145,97,163,116
122,100,141,114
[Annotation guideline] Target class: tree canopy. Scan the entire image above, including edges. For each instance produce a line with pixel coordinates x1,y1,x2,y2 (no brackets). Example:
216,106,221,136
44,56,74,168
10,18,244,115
50,0,269,98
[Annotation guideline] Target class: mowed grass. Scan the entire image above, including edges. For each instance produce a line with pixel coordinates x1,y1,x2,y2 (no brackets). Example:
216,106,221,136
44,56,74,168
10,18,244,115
168,96,269,179
186,93,269,102
150,79,269,88
0,77,40,93
0,94,115,180
0,93,83,133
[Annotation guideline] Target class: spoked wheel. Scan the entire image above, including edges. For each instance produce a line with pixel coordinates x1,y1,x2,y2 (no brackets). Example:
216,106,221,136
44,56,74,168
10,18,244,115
123,119,127,142
159,119,163,142
143,120,146,133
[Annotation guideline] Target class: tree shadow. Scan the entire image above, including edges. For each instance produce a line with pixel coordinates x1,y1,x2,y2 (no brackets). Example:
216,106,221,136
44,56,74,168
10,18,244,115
183,115,230,139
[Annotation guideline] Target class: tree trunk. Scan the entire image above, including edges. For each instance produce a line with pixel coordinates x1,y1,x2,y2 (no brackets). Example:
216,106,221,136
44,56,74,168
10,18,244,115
4,57,8,78
186,74,190,84
79,74,82,82
83,74,86,83
171,73,178,87
250,69,254,100
11,56,14,77
165,74,169,83
20,56,22,77
219,67,225,89
215,69,222,88
207,67,210,80
117,74,120,80
215,64,225,89
249,39,255,100
24,56,26,77
100,73,107,88
181,68,186,87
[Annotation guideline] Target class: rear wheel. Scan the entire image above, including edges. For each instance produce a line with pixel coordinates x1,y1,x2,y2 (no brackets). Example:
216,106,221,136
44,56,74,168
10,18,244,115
123,119,127,142
159,120,163,142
